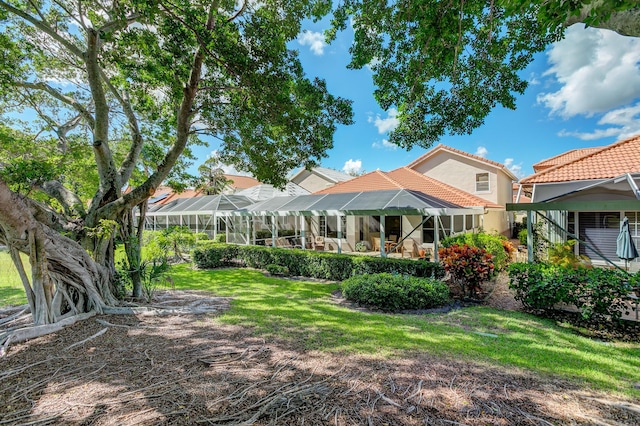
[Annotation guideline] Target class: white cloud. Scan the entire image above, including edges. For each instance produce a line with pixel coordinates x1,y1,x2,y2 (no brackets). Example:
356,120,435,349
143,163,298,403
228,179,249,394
298,31,326,55
368,108,399,134
537,24,640,118
342,159,362,175
475,146,488,158
504,158,525,179
557,102,640,140
372,139,397,150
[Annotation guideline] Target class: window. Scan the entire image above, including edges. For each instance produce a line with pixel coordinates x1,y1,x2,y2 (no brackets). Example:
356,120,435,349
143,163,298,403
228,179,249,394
475,173,490,192
321,215,347,238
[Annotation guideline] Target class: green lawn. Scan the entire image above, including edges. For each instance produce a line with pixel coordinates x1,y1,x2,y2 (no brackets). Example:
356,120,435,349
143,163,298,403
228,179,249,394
1,258,639,398
168,264,640,398
0,250,28,306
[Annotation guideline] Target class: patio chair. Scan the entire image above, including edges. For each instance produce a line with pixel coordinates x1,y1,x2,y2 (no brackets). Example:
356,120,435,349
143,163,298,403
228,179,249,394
372,237,381,251
314,236,325,251
402,239,418,258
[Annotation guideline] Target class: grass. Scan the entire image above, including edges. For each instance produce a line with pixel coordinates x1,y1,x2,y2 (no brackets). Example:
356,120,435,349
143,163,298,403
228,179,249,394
167,264,640,398
0,250,28,306
1,257,639,397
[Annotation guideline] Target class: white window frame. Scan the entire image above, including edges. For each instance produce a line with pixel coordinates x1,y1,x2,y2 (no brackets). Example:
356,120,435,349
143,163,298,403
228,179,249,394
475,172,490,192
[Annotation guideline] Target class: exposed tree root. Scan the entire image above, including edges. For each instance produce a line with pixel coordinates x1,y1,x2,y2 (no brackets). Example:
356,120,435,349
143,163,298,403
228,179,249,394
0,291,230,357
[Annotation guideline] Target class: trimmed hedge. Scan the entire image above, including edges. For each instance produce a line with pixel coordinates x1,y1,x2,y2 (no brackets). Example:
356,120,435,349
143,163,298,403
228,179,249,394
508,262,635,323
342,273,450,312
192,244,445,281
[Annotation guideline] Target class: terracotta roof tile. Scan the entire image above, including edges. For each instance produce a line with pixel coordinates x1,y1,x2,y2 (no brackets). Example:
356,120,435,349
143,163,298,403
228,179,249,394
521,134,640,184
314,170,400,194
224,174,261,189
156,189,203,205
532,147,603,172
316,167,502,208
407,144,517,180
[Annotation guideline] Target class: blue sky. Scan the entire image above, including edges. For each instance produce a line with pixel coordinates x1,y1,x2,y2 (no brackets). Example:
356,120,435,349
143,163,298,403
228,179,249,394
212,21,640,181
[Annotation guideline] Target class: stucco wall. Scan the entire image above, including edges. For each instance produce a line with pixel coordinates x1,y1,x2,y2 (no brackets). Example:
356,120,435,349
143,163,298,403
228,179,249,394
412,151,502,205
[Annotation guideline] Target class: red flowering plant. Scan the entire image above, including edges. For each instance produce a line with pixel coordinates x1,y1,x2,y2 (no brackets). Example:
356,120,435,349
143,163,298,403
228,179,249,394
438,244,495,297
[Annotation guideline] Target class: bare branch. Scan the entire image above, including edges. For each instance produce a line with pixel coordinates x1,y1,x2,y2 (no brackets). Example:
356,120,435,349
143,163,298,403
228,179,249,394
15,81,95,129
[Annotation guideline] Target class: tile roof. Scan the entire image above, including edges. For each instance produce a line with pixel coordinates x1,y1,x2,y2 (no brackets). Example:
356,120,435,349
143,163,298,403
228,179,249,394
155,188,203,205
532,147,603,172
224,174,261,190
520,134,640,184
407,143,518,180
315,167,502,208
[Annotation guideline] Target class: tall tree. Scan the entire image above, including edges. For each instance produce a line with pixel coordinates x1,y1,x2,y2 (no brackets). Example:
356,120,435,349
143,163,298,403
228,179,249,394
0,0,352,332
330,0,639,149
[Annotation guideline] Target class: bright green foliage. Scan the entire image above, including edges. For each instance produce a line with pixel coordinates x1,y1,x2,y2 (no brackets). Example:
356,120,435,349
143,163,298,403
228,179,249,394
192,244,445,281
0,125,96,207
143,227,206,262
439,244,495,296
342,273,450,312
547,240,592,269
330,1,639,148
508,263,634,323
441,231,514,270
330,0,558,148
518,228,528,246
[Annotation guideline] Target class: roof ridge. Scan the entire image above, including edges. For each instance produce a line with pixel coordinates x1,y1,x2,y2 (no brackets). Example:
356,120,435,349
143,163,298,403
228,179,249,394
406,144,516,180
312,169,379,194
531,147,601,168
393,167,502,208
377,169,404,189
520,134,640,184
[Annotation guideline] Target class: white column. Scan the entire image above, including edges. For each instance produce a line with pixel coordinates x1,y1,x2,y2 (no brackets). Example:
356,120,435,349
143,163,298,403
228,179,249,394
301,216,306,250
337,214,342,254
380,215,386,258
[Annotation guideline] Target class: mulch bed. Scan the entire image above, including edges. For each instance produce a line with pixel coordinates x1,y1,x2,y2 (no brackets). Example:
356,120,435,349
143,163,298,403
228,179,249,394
1,279,640,425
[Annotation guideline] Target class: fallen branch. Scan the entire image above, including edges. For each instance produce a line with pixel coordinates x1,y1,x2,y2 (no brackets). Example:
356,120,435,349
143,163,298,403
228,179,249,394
64,327,108,350
0,311,96,357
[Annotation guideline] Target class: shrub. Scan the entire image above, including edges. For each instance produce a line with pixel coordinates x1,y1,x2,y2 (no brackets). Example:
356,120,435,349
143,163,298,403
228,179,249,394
547,240,591,269
144,226,201,261
265,264,289,276
441,231,513,270
342,273,450,312
518,228,527,246
508,262,634,323
192,244,445,281
439,244,495,297
351,256,445,279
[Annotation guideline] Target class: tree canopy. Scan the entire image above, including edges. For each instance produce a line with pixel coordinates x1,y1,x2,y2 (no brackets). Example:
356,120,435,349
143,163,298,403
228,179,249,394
330,0,640,148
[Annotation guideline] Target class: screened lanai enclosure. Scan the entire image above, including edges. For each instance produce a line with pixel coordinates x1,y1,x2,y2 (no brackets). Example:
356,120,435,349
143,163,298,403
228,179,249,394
143,194,255,238
509,173,640,271
222,189,484,259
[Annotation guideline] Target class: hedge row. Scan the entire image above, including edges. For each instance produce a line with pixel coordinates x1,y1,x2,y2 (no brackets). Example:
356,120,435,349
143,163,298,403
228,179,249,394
508,262,635,323
192,244,445,281
342,273,450,312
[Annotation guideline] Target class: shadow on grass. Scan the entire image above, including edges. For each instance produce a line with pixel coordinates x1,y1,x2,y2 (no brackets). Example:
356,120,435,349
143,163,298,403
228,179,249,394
168,265,640,397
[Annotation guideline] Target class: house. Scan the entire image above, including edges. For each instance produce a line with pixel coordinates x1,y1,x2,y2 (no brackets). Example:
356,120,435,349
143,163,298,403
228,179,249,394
406,144,517,235
510,134,640,269
312,166,501,254
289,167,354,193
141,146,516,259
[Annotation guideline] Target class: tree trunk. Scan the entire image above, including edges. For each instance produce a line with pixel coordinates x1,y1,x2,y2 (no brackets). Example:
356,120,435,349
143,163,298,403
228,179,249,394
0,180,115,325
120,204,144,299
